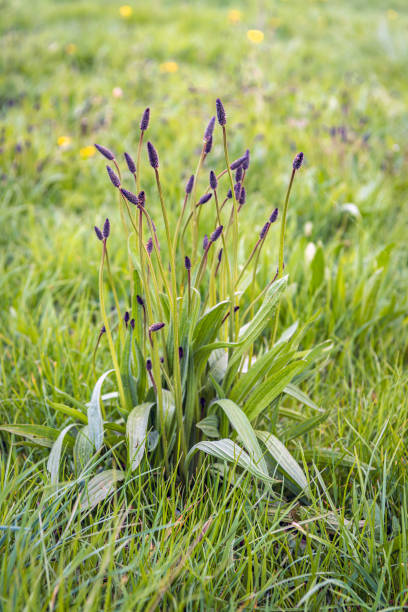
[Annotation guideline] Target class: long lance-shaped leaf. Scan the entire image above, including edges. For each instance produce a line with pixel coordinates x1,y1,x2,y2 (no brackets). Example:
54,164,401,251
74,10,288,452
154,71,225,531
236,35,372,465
74,425,94,474
192,300,230,348
229,347,297,404
186,439,276,484
283,383,324,413
256,430,309,495
212,399,269,476
80,469,125,511
47,423,78,486
0,424,71,449
244,361,306,422
224,276,288,390
126,402,154,471
120,326,138,411
86,369,114,450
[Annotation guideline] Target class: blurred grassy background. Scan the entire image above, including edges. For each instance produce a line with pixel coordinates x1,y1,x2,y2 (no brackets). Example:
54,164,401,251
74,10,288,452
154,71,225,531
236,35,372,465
1,1,408,607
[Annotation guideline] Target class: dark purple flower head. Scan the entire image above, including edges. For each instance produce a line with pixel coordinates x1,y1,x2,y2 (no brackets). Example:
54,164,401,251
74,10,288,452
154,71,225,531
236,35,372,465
138,190,146,207
270,208,279,223
239,186,246,206
160,356,164,363
203,234,209,250
260,222,270,240
210,225,223,243
107,165,120,188
146,237,153,254
120,187,139,206
146,358,152,372
124,311,130,326
204,116,215,142
140,107,150,132
230,155,245,170
242,149,250,170
100,324,106,334
218,248,223,263
293,152,304,170
136,294,144,306
209,170,217,191
149,322,165,333
95,144,115,160
103,218,110,239
130,318,135,330
147,141,159,169
198,192,212,206
235,166,243,183
216,98,226,126
204,135,213,155
200,397,206,409
178,346,184,360
94,226,103,241
184,256,191,271
124,152,136,174
234,182,241,200
227,188,232,199
185,174,194,194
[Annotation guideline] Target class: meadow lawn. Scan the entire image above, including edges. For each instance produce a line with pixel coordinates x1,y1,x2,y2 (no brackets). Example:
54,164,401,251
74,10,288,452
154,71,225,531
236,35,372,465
1,0,408,609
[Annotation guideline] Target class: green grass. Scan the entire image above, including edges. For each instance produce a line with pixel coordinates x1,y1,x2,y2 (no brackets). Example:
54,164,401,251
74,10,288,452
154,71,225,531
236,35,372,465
1,0,408,608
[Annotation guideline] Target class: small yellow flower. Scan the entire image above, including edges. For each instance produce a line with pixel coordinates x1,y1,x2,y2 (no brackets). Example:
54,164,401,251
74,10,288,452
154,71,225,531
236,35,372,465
57,136,71,148
80,146,96,159
247,29,264,44
159,61,179,73
228,9,242,23
66,43,77,55
119,5,133,18
387,9,398,20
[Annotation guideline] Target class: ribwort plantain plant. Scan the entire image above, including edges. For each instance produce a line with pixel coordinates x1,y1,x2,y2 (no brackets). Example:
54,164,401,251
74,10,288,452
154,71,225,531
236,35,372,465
1,101,331,508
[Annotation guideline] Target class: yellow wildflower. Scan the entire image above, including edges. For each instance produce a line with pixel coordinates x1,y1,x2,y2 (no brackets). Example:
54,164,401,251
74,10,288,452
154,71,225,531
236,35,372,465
80,146,96,159
57,136,71,148
228,9,242,23
387,9,398,20
119,5,133,18
159,61,179,73
66,43,77,55
247,29,264,44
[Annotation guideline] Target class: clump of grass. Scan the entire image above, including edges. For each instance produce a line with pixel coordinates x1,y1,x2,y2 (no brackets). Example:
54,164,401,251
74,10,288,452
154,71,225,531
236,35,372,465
1,100,329,507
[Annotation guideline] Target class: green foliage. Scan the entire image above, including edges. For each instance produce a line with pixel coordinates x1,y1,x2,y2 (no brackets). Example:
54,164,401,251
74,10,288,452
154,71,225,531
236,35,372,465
1,0,408,607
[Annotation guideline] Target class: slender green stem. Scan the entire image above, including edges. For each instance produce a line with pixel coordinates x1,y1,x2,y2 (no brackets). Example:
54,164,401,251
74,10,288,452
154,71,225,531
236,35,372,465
99,242,126,411
104,250,124,345
136,131,144,194
191,143,206,264
154,168,187,473
272,168,296,344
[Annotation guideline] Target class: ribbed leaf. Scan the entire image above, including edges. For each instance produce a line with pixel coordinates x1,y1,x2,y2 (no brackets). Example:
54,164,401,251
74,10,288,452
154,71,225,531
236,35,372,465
196,415,220,438
229,348,296,404
212,399,269,476
193,300,230,348
256,430,309,495
224,276,287,388
0,424,69,449
73,426,94,473
87,369,114,450
80,469,125,511
281,411,329,442
284,383,324,413
244,361,306,421
126,402,154,471
47,424,77,485
186,439,276,484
